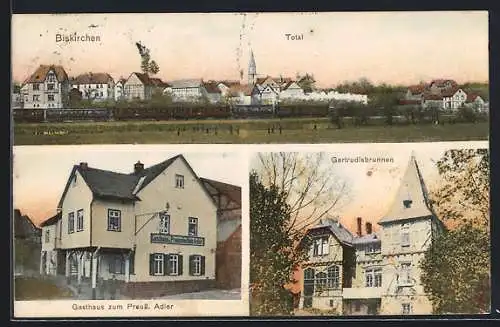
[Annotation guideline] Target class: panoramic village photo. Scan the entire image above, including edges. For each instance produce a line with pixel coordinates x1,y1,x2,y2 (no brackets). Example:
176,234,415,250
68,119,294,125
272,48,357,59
249,143,490,316
13,147,243,304
11,11,488,145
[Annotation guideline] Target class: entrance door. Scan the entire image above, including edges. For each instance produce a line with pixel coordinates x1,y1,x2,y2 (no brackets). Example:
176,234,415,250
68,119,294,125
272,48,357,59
41,251,47,274
303,268,315,308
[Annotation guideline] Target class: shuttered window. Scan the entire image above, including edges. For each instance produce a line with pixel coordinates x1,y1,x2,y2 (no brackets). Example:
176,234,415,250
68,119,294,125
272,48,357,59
189,255,206,276
149,253,165,276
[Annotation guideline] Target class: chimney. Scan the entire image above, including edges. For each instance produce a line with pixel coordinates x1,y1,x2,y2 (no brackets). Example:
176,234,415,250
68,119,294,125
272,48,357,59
79,162,88,170
134,161,144,174
356,217,362,237
366,222,373,235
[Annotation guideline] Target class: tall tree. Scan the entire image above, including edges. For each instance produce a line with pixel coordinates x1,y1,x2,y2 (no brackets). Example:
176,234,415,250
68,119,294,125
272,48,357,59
250,172,311,315
135,42,160,76
254,152,350,236
421,148,490,313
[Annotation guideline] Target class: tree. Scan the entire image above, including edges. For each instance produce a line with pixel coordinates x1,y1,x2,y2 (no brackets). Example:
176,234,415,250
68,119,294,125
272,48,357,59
254,152,350,236
135,42,160,76
421,148,490,313
429,148,489,230
420,224,490,314
250,172,311,315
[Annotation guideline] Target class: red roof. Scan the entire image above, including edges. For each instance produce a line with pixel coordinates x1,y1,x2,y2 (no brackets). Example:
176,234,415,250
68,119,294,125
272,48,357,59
430,79,458,88
407,84,427,94
423,93,443,100
203,81,222,94
72,72,114,84
466,93,480,103
26,65,69,83
440,87,460,97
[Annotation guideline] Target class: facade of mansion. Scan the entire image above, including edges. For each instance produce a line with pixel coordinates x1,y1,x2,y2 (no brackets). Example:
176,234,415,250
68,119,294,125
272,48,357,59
298,154,445,315
39,155,240,299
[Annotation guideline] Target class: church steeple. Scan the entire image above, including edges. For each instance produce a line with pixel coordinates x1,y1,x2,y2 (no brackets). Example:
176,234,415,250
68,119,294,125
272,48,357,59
248,50,257,85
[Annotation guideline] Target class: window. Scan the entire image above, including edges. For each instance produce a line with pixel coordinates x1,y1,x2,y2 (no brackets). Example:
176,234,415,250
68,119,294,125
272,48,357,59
47,84,55,91
76,209,84,231
189,255,205,276
399,263,412,285
304,268,315,283
45,229,50,243
354,302,361,311
402,303,412,315
153,254,164,276
169,254,179,275
32,95,40,102
68,212,74,234
365,268,382,287
327,265,340,289
312,236,329,256
47,73,56,82
159,212,170,234
48,94,55,102
315,272,327,290
33,84,40,91
108,255,125,274
188,217,198,236
365,243,381,254
175,174,184,188
401,224,410,247
107,209,121,232
403,199,412,208
329,299,334,307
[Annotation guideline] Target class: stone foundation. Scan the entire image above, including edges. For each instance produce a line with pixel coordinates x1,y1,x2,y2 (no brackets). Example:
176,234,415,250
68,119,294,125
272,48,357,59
120,279,217,299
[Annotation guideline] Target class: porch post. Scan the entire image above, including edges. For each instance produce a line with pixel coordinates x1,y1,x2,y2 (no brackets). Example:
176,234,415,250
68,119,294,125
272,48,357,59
91,248,100,300
65,251,71,283
77,252,83,286
39,251,44,275
125,254,130,283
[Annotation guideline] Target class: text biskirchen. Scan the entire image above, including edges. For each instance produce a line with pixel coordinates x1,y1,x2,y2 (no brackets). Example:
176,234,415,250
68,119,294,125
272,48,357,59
56,33,101,43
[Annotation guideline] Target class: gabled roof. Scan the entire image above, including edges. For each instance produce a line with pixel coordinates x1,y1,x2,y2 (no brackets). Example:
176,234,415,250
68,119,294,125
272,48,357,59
200,178,241,207
218,80,241,88
14,209,41,237
307,217,354,246
429,79,458,88
407,84,427,94
25,65,69,83
57,155,217,210
72,72,114,84
169,79,203,89
466,93,482,103
203,81,222,94
378,153,436,225
40,211,62,227
423,93,443,101
441,87,462,97
282,81,302,91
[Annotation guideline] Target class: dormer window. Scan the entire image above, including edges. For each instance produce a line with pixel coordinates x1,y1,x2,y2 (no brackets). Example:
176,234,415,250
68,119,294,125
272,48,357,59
159,212,170,234
312,236,329,257
175,174,184,189
403,200,412,208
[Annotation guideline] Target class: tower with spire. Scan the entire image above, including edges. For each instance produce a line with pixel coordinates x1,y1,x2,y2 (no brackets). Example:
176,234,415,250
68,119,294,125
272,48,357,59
377,152,445,315
248,50,257,86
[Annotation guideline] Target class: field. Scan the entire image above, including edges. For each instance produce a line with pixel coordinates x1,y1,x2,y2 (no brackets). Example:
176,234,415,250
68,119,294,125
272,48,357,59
14,277,74,300
13,117,489,145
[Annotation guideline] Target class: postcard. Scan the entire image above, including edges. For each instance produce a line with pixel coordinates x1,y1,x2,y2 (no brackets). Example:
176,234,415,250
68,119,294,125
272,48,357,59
248,141,490,316
11,11,489,145
12,145,249,317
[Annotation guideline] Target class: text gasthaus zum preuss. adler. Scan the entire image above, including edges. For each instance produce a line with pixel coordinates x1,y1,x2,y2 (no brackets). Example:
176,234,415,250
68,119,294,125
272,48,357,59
71,303,175,311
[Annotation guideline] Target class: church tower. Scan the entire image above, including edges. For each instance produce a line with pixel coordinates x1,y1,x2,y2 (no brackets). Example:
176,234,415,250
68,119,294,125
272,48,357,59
248,50,257,85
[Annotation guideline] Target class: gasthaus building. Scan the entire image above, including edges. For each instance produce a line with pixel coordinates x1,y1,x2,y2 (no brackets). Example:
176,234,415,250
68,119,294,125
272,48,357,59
298,154,445,315
39,154,239,299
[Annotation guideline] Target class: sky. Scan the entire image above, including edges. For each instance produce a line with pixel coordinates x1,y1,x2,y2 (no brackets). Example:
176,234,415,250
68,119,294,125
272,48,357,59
13,145,245,226
11,11,488,88
250,141,488,234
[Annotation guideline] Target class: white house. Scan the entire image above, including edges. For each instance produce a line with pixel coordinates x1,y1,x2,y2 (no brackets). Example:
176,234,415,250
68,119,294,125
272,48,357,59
114,78,127,101
251,84,280,106
441,88,467,110
280,81,304,99
39,155,221,299
203,81,223,104
70,73,115,102
297,154,445,315
166,79,207,102
21,65,70,109
123,72,166,101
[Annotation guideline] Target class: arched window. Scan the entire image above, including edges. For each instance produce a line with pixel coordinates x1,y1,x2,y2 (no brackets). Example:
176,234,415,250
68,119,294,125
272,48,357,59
327,265,340,289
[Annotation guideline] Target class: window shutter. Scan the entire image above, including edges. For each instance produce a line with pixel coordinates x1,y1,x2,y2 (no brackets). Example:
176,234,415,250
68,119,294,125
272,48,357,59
165,254,171,276
189,255,194,276
200,256,206,276
178,255,183,276
121,256,126,274
149,254,155,276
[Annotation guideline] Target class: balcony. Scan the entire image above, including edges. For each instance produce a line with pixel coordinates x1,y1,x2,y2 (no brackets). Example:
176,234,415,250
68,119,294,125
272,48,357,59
342,287,383,299
150,233,205,246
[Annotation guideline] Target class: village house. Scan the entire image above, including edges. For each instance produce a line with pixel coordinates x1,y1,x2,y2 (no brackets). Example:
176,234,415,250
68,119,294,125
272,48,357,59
280,81,305,99
217,80,241,98
465,94,489,112
38,154,234,299
124,72,166,101
165,79,207,102
203,81,223,104
296,154,445,315
201,178,242,289
251,83,280,106
21,64,70,109
114,78,127,101
227,84,253,106
70,73,115,102
14,209,42,276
